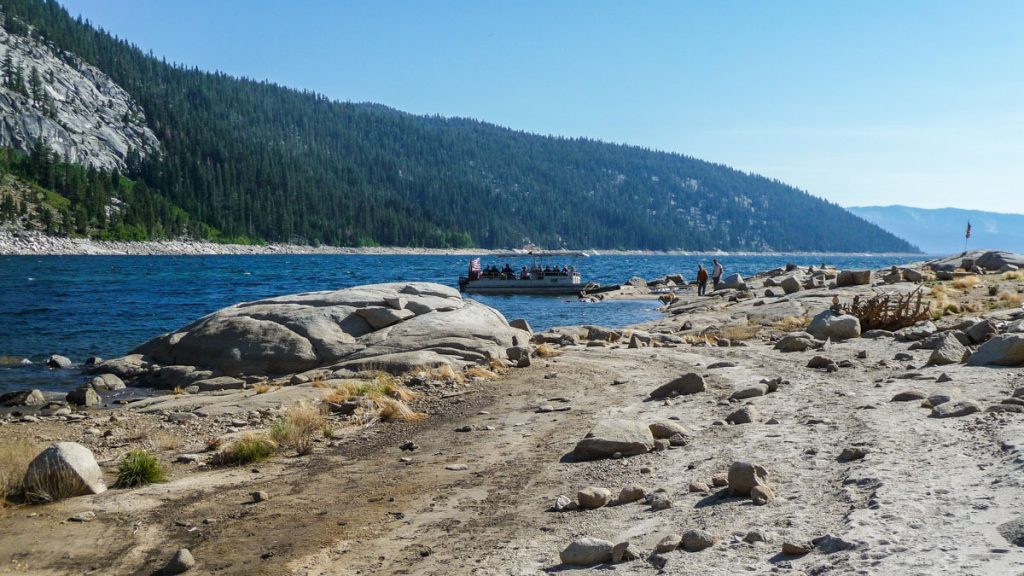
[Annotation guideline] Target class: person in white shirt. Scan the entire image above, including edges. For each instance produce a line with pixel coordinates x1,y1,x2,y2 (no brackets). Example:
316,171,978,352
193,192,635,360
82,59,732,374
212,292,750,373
711,259,724,290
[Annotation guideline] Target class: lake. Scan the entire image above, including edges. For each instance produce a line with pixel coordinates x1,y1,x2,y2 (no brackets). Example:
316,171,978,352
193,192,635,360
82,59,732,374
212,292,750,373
0,253,923,392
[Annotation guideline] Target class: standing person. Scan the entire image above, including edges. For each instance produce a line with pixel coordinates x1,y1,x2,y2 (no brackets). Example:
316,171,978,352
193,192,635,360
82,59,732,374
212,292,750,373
711,258,724,290
697,264,709,296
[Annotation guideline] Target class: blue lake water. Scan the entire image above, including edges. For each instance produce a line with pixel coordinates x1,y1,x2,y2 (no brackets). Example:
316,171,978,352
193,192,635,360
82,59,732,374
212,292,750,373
0,253,922,392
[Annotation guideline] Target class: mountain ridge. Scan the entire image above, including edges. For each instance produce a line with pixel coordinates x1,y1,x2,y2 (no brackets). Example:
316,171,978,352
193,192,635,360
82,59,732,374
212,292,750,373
0,0,919,252
848,205,1024,255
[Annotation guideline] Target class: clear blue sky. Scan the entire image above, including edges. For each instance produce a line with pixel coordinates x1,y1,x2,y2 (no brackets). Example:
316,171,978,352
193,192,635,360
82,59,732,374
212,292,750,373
60,0,1024,213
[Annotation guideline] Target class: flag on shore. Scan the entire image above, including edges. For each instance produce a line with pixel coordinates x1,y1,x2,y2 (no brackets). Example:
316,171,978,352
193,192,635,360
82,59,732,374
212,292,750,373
470,258,481,272
965,221,972,239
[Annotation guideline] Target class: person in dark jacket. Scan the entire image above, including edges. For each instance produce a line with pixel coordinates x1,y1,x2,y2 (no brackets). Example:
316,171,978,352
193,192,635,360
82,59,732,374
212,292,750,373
697,264,709,296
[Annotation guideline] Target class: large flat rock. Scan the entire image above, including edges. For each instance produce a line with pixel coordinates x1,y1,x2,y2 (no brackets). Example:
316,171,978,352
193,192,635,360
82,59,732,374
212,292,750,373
130,282,527,377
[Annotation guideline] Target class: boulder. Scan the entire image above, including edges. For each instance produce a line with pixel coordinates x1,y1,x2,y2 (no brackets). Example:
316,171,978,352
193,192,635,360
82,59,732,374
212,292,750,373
727,461,769,497
194,376,247,392
648,373,706,398
807,310,861,341
560,537,613,566
0,389,46,407
774,333,816,352
750,485,775,505
726,406,759,425
891,390,927,402
895,321,938,342
46,355,73,369
718,273,746,290
617,485,647,504
509,318,532,333
66,386,100,407
836,270,872,287
626,276,647,288
931,399,982,418
573,419,655,460
654,534,682,553
611,541,642,563
23,442,107,501
163,549,195,574
730,384,768,400
967,335,1024,367
648,420,688,439
927,334,969,366
129,283,527,376
577,487,612,509
965,319,997,344
681,529,716,552
779,275,803,295
862,329,894,339
902,268,927,282
87,354,151,379
89,374,125,391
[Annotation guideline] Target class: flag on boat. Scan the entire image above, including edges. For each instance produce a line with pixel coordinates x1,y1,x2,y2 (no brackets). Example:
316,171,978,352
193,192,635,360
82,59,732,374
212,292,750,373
965,221,972,239
470,258,481,272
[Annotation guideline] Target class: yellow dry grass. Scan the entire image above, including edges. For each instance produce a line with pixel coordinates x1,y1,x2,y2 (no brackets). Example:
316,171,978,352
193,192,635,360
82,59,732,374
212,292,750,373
951,275,981,290
150,431,182,452
998,291,1024,306
718,323,761,341
465,365,499,379
321,373,424,423
534,343,560,358
772,316,811,332
0,439,40,504
253,383,278,394
270,401,325,455
1003,271,1024,281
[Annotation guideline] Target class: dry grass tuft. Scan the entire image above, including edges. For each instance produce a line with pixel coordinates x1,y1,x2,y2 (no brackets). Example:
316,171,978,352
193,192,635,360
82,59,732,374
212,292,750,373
253,383,278,394
486,357,510,374
150,431,183,452
0,439,40,504
465,365,499,379
772,316,811,332
367,393,427,423
951,275,981,290
998,291,1024,306
534,343,560,358
172,386,186,395
1003,271,1024,281
718,323,761,341
270,401,326,455
204,437,223,452
310,375,329,388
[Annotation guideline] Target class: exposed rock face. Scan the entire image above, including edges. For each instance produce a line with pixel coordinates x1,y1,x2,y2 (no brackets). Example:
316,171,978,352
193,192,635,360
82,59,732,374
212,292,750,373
131,283,528,376
23,442,107,501
648,373,706,398
560,537,613,566
837,270,872,287
0,22,159,170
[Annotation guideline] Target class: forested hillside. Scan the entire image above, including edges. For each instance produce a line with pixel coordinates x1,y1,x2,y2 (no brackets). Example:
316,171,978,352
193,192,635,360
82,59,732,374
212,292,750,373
0,0,919,252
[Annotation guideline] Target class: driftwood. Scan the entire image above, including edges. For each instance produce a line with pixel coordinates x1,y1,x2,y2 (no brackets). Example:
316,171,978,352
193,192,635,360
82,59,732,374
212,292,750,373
841,287,930,332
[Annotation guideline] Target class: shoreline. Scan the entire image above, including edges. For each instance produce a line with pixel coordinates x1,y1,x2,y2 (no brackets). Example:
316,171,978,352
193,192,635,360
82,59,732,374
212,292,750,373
0,229,930,257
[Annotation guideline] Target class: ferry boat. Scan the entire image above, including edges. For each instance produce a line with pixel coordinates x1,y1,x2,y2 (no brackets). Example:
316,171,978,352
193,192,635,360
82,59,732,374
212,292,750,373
458,251,594,295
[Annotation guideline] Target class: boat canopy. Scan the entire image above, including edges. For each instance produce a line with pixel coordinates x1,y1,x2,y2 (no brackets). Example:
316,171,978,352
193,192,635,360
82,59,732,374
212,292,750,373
486,250,590,258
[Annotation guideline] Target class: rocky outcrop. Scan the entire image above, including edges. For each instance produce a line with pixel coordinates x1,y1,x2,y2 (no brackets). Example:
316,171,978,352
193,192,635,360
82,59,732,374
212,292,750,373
572,419,655,460
0,21,159,170
807,310,861,340
967,335,1024,367
129,283,528,376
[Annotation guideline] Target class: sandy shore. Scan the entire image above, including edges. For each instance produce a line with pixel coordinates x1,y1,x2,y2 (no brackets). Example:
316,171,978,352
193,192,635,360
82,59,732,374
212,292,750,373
1,261,1022,575
0,228,927,257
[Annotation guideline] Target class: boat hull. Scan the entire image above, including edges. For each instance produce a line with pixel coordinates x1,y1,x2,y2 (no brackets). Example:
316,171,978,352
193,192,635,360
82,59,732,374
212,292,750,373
459,277,585,296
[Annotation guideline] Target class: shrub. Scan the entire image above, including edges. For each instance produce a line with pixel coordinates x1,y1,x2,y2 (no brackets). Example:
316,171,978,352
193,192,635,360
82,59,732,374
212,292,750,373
253,383,278,394
0,439,39,504
534,344,560,358
114,450,167,488
465,365,499,379
998,291,1024,306
269,401,325,455
1003,271,1024,281
150,431,182,452
322,423,335,439
220,433,276,465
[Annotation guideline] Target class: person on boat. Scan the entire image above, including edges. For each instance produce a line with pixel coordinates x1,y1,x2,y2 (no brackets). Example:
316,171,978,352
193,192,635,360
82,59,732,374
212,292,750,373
561,265,569,276
711,259,724,290
697,264,709,296
501,264,513,279
543,265,552,276
520,266,529,279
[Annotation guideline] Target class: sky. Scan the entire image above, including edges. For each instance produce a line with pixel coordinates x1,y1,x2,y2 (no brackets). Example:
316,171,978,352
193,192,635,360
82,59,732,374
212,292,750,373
59,0,1024,213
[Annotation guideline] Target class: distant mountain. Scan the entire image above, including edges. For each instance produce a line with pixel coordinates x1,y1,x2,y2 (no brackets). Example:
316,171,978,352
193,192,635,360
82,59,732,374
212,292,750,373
0,0,918,252
848,205,1024,255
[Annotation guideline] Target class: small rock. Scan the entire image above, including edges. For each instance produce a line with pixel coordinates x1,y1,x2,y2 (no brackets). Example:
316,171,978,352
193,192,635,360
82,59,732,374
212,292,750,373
400,441,418,451
648,420,688,439
648,492,673,510
648,373,706,398
750,484,775,505
937,373,954,383
726,406,759,425
931,399,982,418
251,491,269,503
727,461,769,497
577,486,612,509
891,390,927,402
69,511,96,522
454,425,472,432
782,541,813,555
163,548,196,574
730,384,768,400
744,530,769,544
46,355,73,369
617,485,646,504
711,474,728,488
681,529,716,552
838,447,868,462
445,464,469,471
554,494,576,512
611,541,641,563
560,537,613,566
654,534,682,554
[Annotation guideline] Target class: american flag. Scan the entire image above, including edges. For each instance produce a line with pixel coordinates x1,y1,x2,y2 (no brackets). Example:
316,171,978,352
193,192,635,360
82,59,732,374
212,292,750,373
470,258,481,272
965,221,972,239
